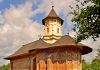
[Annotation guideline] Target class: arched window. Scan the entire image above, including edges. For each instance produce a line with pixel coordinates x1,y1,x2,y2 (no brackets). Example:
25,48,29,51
47,28,49,33
54,19,56,22
57,28,59,33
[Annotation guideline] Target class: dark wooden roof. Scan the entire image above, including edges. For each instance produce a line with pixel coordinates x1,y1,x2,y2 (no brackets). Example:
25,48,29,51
42,7,63,25
5,35,92,59
48,7,58,17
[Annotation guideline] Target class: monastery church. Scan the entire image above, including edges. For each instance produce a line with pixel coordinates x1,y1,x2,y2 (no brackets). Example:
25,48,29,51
5,6,92,70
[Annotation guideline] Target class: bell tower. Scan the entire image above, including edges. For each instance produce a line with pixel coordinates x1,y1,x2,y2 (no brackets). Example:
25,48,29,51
42,6,64,43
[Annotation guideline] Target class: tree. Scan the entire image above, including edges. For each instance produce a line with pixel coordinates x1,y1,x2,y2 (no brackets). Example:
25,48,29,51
82,58,100,70
0,64,10,70
89,46,100,70
81,46,100,70
70,0,100,42
90,58,100,70
82,59,90,70
1,65,8,70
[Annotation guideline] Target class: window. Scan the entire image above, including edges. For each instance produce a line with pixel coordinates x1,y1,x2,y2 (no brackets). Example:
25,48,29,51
45,22,49,26
51,19,53,22
47,28,49,33
57,28,59,33
50,19,56,22
54,19,56,22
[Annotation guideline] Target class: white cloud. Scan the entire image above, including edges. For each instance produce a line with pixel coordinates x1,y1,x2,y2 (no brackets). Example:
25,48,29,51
0,1,43,66
0,0,3,3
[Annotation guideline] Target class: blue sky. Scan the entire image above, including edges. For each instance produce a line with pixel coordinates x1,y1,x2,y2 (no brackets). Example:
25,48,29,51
0,0,100,66
0,0,27,12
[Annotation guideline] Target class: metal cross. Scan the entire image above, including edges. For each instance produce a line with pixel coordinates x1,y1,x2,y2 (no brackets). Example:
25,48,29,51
51,0,54,8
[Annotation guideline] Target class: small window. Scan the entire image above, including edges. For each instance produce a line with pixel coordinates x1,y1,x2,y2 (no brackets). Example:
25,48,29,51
47,28,49,33
54,19,56,22
57,28,59,33
51,19,53,22
45,20,49,26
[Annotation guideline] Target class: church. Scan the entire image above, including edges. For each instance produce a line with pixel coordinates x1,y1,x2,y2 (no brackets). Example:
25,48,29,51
5,6,92,70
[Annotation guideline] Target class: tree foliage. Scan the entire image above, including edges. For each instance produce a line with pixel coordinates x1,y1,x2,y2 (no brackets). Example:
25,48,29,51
82,58,100,70
82,59,90,70
90,59,100,70
70,0,100,42
0,64,10,70
82,46,100,70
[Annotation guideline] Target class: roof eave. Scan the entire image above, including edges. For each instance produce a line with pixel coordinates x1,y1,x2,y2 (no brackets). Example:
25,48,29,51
29,45,92,55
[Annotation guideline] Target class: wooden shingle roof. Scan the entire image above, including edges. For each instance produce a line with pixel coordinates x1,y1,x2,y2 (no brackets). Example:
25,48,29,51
42,7,63,25
48,7,58,17
6,35,92,59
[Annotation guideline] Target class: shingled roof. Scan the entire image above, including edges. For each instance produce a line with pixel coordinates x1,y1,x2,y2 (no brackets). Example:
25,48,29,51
6,35,92,59
48,7,58,17
42,7,63,25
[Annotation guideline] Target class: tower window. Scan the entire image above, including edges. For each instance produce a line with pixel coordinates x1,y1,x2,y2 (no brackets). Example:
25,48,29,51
54,19,56,22
57,28,59,33
51,19,56,22
51,19,53,22
47,28,49,33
